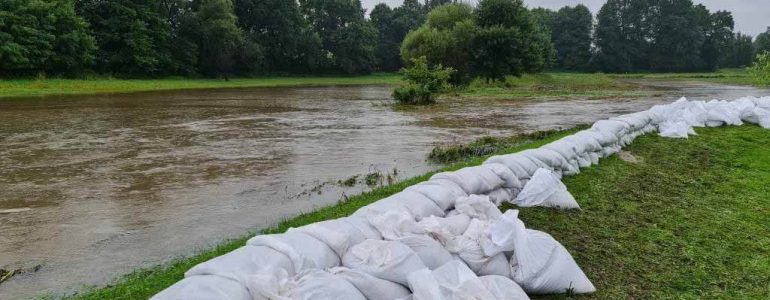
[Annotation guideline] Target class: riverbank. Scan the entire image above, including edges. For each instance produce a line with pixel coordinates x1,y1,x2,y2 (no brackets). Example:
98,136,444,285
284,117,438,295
65,124,770,299
0,74,402,99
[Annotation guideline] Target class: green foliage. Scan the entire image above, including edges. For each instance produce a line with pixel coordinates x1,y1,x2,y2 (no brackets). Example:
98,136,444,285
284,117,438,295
754,27,770,57
551,5,592,70
749,52,770,86
195,0,245,78
428,128,579,163
0,0,96,76
471,0,549,82
392,56,455,105
371,0,430,72
401,3,475,84
722,33,755,68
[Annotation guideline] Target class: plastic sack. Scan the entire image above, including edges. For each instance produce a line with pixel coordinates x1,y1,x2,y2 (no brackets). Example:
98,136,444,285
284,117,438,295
513,168,580,210
151,275,251,300
185,246,294,281
405,179,468,211
418,214,471,246
658,121,695,139
246,232,339,272
430,166,506,195
395,235,454,270
290,218,367,258
366,209,425,240
500,211,595,294
454,195,502,221
479,275,530,300
344,214,383,240
485,163,522,189
247,268,366,300
407,260,497,300
450,219,511,277
487,187,516,206
342,239,428,286
330,267,412,300
485,154,539,180
354,190,444,221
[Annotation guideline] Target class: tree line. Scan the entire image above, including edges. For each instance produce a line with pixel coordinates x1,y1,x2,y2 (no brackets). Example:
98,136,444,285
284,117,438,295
2,0,770,78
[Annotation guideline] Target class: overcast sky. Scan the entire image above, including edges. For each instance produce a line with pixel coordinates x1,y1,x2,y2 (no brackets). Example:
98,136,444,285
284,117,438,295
361,0,770,37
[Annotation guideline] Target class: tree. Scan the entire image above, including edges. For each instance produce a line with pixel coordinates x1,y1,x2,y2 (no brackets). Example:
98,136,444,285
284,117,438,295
401,3,476,84
392,56,455,105
299,0,376,74
551,5,592,70
695,5,734,71
76,0,181,76
592,0,652,72
529,8,557,68
371,0,428,72
472,0,549,81
233,0,321,73
755,27,770,57
750,52,770,86
722,33,754,68
646,0,704,72
424,0,453,11
194,0,245,78
0,0,95,76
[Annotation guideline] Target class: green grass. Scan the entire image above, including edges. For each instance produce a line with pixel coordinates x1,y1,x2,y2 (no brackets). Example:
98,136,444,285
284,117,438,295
0,73,401,99
64,125,770,299
608,68,754,85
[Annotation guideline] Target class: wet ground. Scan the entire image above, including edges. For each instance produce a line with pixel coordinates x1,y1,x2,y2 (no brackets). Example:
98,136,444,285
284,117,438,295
1,81,768,299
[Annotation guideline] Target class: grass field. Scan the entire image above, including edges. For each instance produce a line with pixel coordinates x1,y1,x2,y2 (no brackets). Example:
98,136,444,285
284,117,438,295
0,73,402,99
62,125,770,299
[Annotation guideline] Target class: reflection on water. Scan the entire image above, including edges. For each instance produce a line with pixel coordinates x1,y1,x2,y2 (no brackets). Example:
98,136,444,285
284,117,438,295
0,82,767,299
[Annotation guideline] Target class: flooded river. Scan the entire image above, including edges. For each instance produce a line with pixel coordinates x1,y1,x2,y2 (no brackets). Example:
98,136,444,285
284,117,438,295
1,82,767,299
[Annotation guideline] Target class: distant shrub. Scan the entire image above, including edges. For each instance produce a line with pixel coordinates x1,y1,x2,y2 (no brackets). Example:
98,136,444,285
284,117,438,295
392,56,455,105
750,52,770,86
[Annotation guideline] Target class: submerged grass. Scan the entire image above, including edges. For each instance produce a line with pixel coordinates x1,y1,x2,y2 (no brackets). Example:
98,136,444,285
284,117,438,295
0,73,401,99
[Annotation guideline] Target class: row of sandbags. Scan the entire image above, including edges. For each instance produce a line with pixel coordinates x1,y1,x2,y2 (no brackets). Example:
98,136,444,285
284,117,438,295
653,96,770,138
152,96,770,300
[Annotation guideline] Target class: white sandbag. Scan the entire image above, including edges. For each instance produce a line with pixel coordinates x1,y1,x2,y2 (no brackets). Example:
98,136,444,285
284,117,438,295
591,120,630,140
405,179,467,211
588,152,600,165
706,100,743,126
185,246,295,281
247,232,340,272
344,215,383,240
454,195,502,221
430,166,506,195
485,163,523,189
366,209,425,240
151,275,251,300
248,268,366,300
658,121,694,139
513,168,580,210
395,235,454,270
485,154,539,179
519,149,571,172
449,219,511,277
342,239,428,286
542,140,580,162
480,210,521,257
418,214,471,245
330,267,412,300
407,260,497,300
503,211,595,294
479,275,530,300
487,187,516,206
290,218,367,258
567,130,605,152
354,190,444,220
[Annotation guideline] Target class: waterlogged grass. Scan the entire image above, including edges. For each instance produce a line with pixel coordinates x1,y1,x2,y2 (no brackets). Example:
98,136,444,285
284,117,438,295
515,125,770,299
63,128,577,300
610,68,754,85
0,73,401,99
63,125,769,299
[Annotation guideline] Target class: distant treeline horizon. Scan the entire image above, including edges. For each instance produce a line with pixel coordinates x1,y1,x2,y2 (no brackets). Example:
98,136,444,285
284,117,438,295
1,0,770,78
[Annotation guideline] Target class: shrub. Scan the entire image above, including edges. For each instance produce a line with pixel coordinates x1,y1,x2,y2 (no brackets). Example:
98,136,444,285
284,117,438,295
750,52,770,86
392,56,455,105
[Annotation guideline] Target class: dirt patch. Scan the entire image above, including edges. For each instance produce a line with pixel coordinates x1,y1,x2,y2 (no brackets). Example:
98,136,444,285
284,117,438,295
619,151,642,163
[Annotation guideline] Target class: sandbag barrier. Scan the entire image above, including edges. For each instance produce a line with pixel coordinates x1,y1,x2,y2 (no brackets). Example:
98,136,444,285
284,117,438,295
152,96,770,300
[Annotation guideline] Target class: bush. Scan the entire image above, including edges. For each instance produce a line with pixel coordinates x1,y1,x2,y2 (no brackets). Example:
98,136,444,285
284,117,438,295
392,56,455,105
750,52,770,86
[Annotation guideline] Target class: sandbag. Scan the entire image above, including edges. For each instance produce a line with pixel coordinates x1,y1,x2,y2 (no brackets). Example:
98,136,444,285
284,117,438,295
185,246,295,281
342,239,428,286
430,166,506,195
247,268,366,300
479,275,530,300
658,121,695,139
330,267,412,300
484,163,522,189
407,260,497,300
513,168,580,210
290,218,367,258
487,187,516,206
500,211,595,294
454,195,502,221
354,190,444,220
151,275,251,300
418,214,471,245
366,209,425,240
395,235,454,270
519,149,571,173
344,215,383,240
485,154,539,180
246,232,339,272
405,179,467,211
449,219,511,277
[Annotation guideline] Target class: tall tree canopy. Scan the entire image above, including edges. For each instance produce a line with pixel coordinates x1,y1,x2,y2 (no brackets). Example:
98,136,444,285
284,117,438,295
694,4,734,71
551,5,592,70
755,28,770,56
592,0,651,72
370,0,428,72
722,33,755,68
194,0,246,78
472,0,549,81
0,0,95,76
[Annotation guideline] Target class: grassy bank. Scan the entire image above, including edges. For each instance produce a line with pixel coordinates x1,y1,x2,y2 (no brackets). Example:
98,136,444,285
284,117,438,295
0,73,401,99
64,125,770,299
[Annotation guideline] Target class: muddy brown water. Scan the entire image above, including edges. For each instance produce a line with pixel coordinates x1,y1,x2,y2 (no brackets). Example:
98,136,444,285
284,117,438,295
1,82,768,299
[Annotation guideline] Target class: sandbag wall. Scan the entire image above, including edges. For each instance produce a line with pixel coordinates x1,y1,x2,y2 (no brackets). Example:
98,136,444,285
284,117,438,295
151,96,770,300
